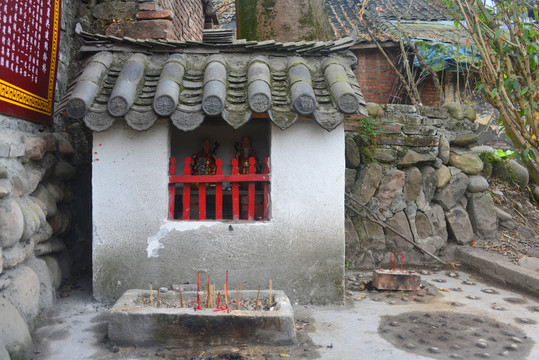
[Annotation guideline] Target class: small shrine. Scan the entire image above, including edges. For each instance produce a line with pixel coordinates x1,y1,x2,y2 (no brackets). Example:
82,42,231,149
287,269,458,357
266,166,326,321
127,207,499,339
60,31,367,305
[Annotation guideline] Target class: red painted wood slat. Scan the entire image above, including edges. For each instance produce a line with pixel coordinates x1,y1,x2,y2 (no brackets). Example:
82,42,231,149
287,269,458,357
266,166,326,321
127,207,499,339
248,157,256,220
263,157,270,220
169,174,269,183
199,183,206,220
231,158,240,220
215,158,223,220
168,157,177,220
182,157,192,220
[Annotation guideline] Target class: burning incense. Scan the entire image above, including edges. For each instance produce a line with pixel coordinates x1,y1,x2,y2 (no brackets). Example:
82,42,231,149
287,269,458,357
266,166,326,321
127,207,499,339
216,292,221,309
225,271,229,310
178,284,183,308
207,275,211,308
401,253,404,273
150,283,153,307
196,272,201,309
236,283,241,310
269,279,272,302
256,285,261,310
157,287,161,308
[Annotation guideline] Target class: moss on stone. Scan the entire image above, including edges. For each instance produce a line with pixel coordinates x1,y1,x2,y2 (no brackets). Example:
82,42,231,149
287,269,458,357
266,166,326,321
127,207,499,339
237,0,259,40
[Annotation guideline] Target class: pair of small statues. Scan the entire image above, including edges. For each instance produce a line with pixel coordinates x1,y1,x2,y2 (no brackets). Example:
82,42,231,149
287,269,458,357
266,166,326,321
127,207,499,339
191,137,258,175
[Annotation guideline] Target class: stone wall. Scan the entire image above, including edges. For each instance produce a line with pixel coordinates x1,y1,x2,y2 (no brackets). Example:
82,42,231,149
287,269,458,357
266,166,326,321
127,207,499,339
0,118,77,359
344,103,499,268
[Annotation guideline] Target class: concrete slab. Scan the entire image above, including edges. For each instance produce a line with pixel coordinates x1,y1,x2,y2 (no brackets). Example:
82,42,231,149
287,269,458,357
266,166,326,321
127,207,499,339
302,270,539,360
108,289,296,347
457,247,539,297
31,269,539,359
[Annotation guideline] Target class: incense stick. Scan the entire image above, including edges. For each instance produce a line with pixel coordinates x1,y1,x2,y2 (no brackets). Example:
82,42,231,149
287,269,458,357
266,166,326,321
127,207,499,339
178,284,183,308
207,275,211,308
225,271,229,310
150,283,153,307
157,287,161,308
256,285,261,310
236,283,241,310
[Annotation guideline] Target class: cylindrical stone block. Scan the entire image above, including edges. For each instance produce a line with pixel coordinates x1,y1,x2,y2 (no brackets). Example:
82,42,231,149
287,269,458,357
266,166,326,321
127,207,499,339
154,55,185,116
108,54,147,117
65,52,112,118
290,81,316,115
202,80,226,116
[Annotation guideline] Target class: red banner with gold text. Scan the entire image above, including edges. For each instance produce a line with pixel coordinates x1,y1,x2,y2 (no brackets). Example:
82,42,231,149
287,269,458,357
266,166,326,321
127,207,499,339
0,0,61,125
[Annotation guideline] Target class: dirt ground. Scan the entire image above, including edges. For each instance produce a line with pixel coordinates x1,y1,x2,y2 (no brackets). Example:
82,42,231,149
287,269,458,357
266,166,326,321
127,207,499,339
469,177,539,263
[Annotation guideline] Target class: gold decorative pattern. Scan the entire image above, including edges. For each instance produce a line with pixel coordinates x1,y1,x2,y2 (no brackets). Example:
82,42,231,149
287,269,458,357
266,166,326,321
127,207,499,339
0,0,60,116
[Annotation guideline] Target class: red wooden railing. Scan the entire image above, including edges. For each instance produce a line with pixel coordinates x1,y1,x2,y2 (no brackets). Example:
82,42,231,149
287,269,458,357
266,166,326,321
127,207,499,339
169,156,270,221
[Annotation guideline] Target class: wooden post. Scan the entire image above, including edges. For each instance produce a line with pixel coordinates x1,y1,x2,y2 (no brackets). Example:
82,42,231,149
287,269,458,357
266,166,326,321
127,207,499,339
215,158,223,220
248,157,256,220
231,158,240,220
168,157,177,220
199,182,206,220
263,158,270,220
182,157,192,220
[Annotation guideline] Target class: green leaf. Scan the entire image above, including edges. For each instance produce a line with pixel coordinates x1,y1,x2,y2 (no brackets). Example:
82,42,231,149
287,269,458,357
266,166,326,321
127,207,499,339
494,29,503,39
491,88,498,98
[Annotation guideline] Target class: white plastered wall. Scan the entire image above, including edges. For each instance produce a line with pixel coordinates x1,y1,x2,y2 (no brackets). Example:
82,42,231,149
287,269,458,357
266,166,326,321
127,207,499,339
92,118,345,305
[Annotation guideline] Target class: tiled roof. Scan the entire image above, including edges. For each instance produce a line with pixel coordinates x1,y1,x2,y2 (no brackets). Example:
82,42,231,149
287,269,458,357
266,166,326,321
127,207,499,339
59,31,366,133
326,0,455,42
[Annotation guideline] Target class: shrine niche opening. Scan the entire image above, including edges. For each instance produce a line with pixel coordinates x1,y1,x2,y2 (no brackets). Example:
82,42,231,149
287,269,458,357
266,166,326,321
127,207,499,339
169,117,271,221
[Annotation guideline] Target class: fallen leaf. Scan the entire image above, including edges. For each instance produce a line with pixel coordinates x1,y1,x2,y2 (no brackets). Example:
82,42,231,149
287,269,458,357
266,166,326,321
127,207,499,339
438,288,450,292
446,261,461,268
280,354,290,358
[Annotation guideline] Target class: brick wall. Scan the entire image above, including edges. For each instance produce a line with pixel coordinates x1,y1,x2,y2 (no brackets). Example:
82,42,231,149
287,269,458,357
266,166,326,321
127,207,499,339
352,48,397,104
352,47,441,106
166,0,204,41
419,76,440,107
103,1,205,41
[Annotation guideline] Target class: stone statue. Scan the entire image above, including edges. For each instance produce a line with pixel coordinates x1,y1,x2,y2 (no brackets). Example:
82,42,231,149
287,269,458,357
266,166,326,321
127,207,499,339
192,140,217,175
235,136,258,174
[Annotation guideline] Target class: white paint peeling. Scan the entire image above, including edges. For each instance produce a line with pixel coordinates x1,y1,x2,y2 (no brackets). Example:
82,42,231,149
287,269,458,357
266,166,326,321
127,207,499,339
146,224,174,258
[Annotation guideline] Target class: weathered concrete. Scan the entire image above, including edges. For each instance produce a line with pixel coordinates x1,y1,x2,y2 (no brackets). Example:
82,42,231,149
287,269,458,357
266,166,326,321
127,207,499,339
109,289,296,347
456,247,539,297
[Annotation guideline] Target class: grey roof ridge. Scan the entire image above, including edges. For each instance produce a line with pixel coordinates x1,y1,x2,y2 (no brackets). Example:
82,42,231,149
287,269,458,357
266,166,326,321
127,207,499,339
76,27,356,55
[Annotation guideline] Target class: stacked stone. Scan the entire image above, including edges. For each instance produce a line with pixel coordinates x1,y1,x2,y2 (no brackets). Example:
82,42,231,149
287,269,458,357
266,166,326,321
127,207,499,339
0,117,75,359
345,103,499,268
